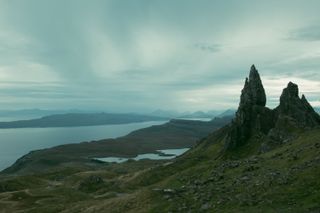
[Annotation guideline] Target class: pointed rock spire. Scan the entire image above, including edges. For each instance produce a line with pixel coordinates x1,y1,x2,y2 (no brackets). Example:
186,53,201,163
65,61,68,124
226,65,273,149
249,64,259,81
240,64,266,107
226,65,320,150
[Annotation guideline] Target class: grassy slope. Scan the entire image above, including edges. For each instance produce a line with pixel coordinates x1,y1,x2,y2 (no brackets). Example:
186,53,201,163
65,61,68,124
63,127,319,213
0,160,164,213
0,126,319,212
140,127,320,213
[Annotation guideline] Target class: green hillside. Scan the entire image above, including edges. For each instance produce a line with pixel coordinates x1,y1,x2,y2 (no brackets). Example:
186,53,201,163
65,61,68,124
0,66,319,213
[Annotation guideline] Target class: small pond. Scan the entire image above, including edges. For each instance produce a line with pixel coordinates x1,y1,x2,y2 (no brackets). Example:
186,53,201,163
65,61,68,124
94,148,190,163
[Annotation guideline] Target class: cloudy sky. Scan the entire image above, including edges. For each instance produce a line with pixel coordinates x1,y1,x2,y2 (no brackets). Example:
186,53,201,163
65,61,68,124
0,0,319,113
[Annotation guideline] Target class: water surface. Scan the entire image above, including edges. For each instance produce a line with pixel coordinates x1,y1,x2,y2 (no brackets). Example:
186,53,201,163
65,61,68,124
0,121,167,171
95,148,190,163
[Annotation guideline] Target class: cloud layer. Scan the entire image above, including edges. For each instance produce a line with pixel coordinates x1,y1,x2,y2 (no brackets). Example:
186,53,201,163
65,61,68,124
0,0,319,112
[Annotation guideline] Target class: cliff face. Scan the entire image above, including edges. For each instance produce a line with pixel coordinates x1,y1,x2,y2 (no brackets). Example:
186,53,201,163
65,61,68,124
242,65,266,107
226,65,320,150
226,65,274,149
275,82,320,127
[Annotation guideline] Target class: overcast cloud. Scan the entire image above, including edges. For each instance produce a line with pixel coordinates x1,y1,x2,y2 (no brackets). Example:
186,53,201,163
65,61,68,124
0,0,319,112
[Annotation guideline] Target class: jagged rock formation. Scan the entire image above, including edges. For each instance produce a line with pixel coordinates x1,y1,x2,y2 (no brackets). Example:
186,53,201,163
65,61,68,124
243,65,266,106
226,65,274,149
226,65,320,150
275,82,320,127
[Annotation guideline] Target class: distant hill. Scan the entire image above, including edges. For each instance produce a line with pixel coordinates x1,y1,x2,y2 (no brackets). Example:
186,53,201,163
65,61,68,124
0,109,94,121
149,109,181,118
177,110,220,119
150,109,224,119
216,109,236,117
2,116,233,174
0,113,167,129
315,107,320,114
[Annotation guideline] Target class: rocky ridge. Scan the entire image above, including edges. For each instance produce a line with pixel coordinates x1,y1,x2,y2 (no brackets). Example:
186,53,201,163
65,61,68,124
226,65,320,150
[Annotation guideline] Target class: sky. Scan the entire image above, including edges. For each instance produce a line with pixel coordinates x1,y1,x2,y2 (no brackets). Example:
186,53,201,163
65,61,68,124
0,0,319,113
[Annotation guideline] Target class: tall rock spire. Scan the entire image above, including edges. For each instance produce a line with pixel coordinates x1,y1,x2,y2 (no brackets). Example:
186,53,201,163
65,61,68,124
249,65,266,106
240,64,266,107
226,65,274,149
225,65,320,151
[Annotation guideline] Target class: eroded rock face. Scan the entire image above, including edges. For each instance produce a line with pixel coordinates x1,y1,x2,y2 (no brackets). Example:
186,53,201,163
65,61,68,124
247,65,267,106
275,82,320,127
226,65,274,149
225,65,320,150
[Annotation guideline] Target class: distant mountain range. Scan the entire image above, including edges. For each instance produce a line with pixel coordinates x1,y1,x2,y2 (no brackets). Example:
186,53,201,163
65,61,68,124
0,109,95,121
150,109,235,119
0,113,167,129
0,109,237,128
0,108,236,120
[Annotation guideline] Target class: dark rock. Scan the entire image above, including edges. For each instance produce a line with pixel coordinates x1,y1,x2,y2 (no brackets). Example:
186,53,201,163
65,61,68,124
248,156,260,164
78,175,105,192
260,142,271,153
268,171,280,178
267,126,295,143
225,65,320,150
243,165,259,172
291,153,299,160
201,203,211,210
80,175,104,185
240,176,250,181
247,65,267,106
226,65,274,149
275,82,320,128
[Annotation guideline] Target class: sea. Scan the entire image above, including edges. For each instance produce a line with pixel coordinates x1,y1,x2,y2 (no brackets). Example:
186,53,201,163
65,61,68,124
0,121,167,171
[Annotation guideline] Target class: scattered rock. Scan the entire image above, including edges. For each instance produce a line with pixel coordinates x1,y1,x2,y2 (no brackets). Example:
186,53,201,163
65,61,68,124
163,188,175,193
243,165,259,172
240,176,250,181
78,175,105,192
201,203,211,210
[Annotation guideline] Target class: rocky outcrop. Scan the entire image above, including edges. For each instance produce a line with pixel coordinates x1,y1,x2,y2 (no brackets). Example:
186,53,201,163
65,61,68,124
225,65,320,150
275,82,320,127
242,65,267,107
225,65,274,149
